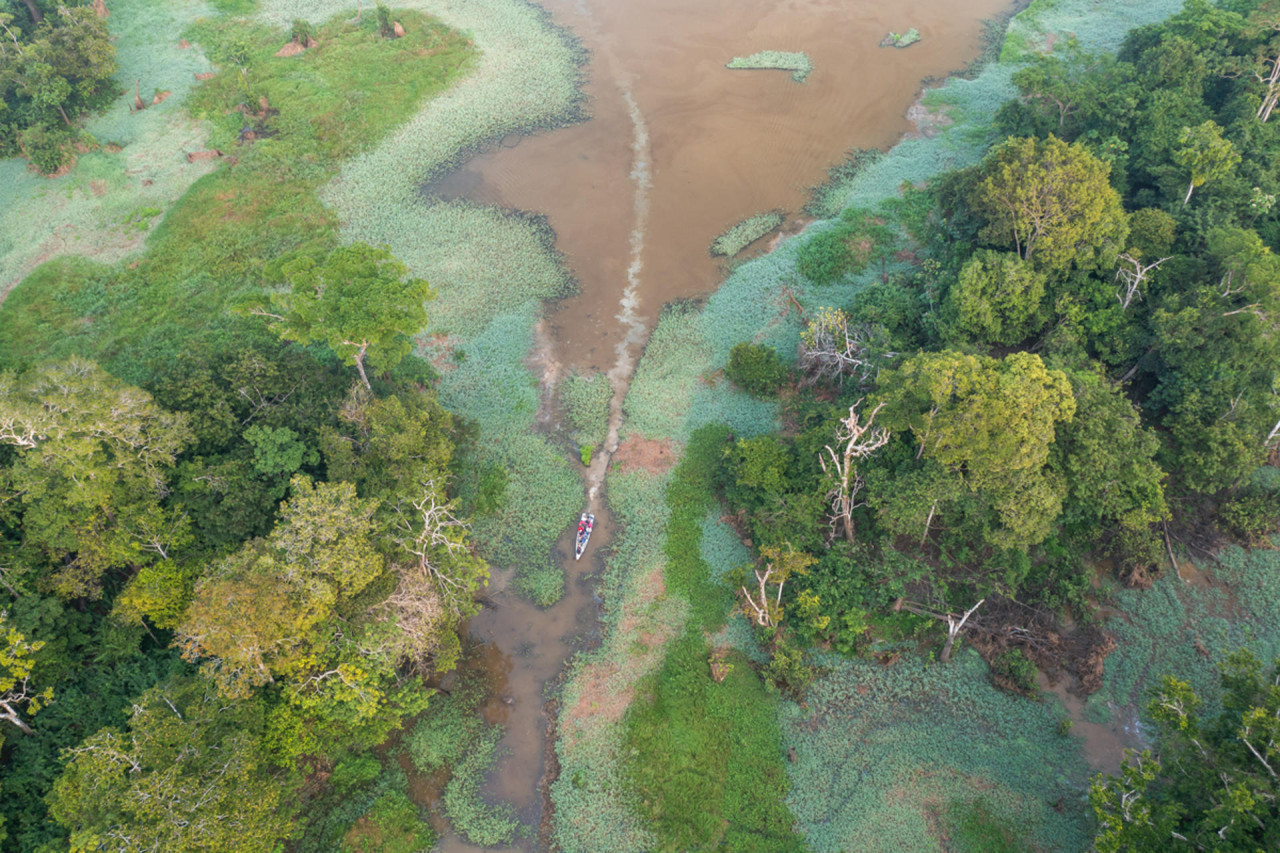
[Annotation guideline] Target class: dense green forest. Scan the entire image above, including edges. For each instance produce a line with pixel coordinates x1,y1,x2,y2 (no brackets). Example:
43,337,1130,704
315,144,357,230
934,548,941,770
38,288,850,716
0,2,496,850
3,0,1280,850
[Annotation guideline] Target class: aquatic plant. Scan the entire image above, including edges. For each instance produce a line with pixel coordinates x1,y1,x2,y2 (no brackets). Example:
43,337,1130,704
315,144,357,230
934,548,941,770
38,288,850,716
436,309,581,574
551,470,680,853
880,28,922,49
726,51,813,83
442,727,522,846
255,0,586,232
710,211,785,257
1091,544,1280,726
785,651,1091,852
559,1,1201,849
561,370,612,452
514,560,566,607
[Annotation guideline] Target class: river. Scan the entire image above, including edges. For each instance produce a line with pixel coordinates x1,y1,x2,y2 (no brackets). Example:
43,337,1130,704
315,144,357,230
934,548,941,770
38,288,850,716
421,0,1017,849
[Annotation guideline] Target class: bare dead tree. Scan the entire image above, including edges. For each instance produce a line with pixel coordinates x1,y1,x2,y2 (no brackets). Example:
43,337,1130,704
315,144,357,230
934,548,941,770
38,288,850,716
896,598,985,663
388,479,478,616
739,545,814,629
740,562,783,628
819,399,890,543
1115,252,1170,310
799,308,896,387
1251,11,1280,122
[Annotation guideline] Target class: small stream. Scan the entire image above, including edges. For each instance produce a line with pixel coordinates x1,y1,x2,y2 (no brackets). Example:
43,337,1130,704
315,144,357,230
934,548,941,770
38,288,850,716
416,0,1020,848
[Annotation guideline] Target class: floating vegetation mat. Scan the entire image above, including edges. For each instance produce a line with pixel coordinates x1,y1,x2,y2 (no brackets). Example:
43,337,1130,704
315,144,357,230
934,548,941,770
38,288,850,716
726,50,813,83
0,0,219,298
710,211,785,257
1092,544,1280,726
880,28,921,48
561,369,612,453
258,0,586,227
551,470,683,853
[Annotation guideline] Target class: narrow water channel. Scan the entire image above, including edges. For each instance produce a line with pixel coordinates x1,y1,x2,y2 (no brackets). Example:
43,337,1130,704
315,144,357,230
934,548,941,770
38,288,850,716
421,1,1018,849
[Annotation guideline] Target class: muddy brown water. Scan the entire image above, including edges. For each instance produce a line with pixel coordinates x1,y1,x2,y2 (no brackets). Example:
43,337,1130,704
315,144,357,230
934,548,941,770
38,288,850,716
419,1,1019,850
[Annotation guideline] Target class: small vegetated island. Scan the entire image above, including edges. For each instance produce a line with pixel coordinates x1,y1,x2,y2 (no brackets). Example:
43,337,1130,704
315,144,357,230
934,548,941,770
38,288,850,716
726,50,814,82
2,1,1280,853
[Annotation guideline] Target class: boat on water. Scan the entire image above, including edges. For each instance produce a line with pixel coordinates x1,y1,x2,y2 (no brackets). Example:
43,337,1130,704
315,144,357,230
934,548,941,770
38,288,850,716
574,512,594,560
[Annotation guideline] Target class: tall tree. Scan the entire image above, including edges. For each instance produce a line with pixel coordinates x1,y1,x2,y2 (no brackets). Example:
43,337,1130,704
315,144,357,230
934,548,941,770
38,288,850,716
0,358,192,599
877,351,1076,548
1091,651,1280,852
946,249,1048,345
248,243,432,390
971,135,1129,273
1174,120,1241,205
0,610,52,735
48,679,295,853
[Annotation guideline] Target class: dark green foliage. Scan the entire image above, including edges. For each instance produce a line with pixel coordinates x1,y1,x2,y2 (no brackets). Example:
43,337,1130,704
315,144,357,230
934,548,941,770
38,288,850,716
290,18,313,45
987,648,1040,697
945,799,1030,853
797,207,897,285
293,762,428,853
1218,487,1280,543
376,3,394,39
725,342,788,398
0,5,117,172
626,632,802,852
340,789,433,853
0,647,184,852
623,425,803,850
944,249,1048,345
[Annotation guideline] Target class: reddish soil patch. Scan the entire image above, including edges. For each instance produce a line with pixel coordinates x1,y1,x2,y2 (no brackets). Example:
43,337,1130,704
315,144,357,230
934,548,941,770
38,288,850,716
151,90,171,105
275,41,307,58
610,435,675,474
186,149,223,163
194,71,216,81
564,662,633,736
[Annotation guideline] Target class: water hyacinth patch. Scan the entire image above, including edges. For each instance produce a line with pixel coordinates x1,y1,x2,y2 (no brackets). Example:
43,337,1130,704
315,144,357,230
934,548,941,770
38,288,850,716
784,651,1091,853
726,50,814,83
1090,545,1280,726
561,369,612,453
710,211,785,257
255,0,587,227
551,470,681,853
561,0,1201,849
438,309,581,572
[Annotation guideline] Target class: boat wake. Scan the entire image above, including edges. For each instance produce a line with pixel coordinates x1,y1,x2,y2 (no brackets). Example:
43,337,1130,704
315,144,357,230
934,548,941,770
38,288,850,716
587,66,652,503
